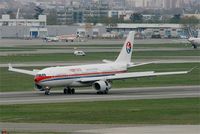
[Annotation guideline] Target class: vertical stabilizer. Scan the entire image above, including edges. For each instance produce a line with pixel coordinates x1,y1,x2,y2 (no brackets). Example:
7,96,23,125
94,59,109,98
115,31,135,64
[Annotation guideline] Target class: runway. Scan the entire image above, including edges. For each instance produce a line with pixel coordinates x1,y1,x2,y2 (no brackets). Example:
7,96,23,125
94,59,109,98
0,123,199,134
0,85,199,105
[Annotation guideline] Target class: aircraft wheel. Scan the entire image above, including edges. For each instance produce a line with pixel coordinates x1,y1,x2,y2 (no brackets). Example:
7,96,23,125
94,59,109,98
67,88,72,94
63,88,68,94
97,91,107,94
64,88,71,94
192,44,197,49
104,90,108,94
71,88,75,94
45,90,50,95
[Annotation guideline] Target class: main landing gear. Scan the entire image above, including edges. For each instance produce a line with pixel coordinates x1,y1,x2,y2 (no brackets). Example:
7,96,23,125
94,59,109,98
63,87,75,94
97,89,108,94
192,44,197,49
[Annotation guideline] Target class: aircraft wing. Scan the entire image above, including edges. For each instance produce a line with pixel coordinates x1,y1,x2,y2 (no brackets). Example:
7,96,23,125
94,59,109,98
8,64,39,76
80,70,189,82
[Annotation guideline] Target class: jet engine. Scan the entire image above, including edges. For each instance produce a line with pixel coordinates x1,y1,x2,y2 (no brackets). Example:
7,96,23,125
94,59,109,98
92,80,111,93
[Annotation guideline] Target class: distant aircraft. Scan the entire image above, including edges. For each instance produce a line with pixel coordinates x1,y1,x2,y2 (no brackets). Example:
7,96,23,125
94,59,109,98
188,37,200,49
58,34,77,42
187,29,200,49
9,31,189,95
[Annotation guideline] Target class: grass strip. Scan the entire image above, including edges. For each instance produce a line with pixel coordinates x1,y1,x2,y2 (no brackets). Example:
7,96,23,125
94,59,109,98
0,98,199,124
0,50,199,63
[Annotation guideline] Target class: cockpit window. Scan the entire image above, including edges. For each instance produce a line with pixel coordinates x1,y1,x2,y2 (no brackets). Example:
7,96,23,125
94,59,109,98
36,74,46,77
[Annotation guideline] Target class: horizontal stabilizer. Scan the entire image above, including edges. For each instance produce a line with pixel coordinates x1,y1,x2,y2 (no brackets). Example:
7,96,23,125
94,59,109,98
102,59,113,63
127,61,155,68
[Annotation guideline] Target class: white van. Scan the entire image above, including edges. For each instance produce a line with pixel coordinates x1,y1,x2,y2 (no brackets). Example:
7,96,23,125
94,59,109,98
74,50,86,56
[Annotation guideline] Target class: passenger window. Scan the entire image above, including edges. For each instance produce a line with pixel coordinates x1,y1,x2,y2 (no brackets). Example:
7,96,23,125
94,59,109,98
36,74,46,76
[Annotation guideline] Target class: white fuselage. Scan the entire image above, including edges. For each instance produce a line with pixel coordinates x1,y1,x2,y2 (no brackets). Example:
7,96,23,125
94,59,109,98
35,62,127,88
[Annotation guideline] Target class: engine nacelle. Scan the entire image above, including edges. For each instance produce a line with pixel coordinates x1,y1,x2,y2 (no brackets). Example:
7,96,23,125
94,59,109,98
92,80,112,92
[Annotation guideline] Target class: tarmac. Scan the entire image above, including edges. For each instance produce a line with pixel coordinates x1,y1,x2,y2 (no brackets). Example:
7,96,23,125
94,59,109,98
0,123,199,134
0,85,199,105
0,38,189,46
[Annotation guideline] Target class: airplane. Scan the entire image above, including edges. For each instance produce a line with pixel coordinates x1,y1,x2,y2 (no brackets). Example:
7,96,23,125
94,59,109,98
187,29,200,49
9,31,190,95
188,37,200,49
58,34,77,42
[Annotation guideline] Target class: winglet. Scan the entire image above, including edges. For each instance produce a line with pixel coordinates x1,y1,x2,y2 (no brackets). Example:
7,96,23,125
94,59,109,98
8,63,37,76
8,63,12,70
188,66,198,73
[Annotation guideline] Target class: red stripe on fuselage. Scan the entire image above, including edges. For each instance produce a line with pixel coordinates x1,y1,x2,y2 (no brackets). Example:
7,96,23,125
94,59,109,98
34,70,126,83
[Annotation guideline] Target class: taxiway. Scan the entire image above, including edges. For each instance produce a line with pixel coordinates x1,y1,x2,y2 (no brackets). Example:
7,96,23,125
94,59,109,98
0,122,199,134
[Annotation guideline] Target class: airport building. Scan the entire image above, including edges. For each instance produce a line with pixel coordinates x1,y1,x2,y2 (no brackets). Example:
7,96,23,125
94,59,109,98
108,10,134,20
0,14,48,38
0,14,46,27
107,23,186,38
0,23,107,39
56,2,109,24
0,13,196,39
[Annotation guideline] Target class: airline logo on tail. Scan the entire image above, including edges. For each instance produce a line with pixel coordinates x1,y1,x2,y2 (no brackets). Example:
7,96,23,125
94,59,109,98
126,42,132,54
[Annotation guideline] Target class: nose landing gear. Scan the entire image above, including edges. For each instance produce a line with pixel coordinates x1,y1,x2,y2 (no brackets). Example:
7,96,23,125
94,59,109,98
44,87,51,95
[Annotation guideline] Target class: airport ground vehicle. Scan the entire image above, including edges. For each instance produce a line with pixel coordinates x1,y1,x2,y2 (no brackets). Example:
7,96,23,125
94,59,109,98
44,36,59,42
74,50,86,56
188,37,200,49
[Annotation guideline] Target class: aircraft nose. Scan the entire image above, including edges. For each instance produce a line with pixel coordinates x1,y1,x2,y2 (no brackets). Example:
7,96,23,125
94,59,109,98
34,76,44,83
34,75,50,83
34,76,40,83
